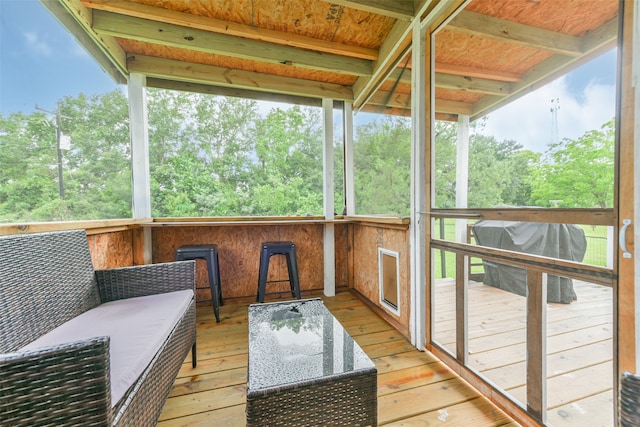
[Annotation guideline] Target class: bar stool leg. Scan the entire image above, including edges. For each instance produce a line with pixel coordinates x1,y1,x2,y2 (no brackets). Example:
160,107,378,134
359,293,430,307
175,245,223,323
204,251,221,323
257,246,270,303
285,249,301,299
215,251,224,306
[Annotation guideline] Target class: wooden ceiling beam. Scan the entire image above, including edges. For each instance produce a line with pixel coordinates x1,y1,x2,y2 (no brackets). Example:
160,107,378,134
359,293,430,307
387,68,513,96
368,90,473,115
368,91,411,109
353,0,458,110
147,78,323,107
127,55,354,101
323,0,414,20
352,20,412,108
435,72,512,96
447,10,584,57
81,0,378,61
435,98,473,115
92,10,373,77
434,63,522,83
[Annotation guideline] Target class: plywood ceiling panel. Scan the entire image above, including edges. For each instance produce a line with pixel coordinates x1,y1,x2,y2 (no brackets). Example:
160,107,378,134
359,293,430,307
465,0,618,36
127,0,396,49
59,0,617,117
435,30,554,76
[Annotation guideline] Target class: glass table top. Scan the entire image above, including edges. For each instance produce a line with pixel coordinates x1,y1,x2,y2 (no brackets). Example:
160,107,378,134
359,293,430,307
247,298,376,391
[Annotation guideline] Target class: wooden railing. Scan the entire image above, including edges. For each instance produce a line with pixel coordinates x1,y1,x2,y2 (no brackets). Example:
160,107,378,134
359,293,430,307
429,209,617,425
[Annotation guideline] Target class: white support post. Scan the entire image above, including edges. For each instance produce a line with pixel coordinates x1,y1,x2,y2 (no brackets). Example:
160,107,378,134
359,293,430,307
128,73,152,263
323,98,336,297
344,102,355,216
410,20,428,350
455,115,470,243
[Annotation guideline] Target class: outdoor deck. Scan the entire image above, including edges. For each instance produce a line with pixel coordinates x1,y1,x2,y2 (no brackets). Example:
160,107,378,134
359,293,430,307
433,278,614,427
157,291,519,426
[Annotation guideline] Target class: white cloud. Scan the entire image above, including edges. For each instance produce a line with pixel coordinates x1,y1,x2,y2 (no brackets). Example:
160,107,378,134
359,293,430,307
23,31,53,57
478,76,616,153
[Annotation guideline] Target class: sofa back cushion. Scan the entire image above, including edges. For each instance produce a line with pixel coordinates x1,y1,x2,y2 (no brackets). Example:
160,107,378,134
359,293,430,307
0,230,101,352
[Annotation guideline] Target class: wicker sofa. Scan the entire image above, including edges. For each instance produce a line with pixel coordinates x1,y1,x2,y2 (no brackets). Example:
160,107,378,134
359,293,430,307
0,230,197,426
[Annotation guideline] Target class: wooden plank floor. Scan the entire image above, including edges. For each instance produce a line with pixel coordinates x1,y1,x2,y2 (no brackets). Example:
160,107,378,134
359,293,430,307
158,291,519,426
433,279,614,427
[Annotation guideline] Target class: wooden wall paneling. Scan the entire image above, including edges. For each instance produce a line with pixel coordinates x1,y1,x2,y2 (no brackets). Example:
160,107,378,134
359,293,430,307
352,224,380,301
351,222,411,338
87,230,133,269
334,223,350,287
272,224,324,294
151,224,326,301
132,227,145,265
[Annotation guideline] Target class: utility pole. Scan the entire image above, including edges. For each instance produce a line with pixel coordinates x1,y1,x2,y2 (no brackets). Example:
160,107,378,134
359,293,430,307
550,98,560,146
35,105,65,200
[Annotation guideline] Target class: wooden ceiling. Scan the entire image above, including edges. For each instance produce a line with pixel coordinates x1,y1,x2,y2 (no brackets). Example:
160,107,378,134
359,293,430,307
43,0,618,120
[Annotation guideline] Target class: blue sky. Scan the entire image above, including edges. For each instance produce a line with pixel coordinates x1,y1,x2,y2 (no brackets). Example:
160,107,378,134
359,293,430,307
0,0,119,115
0,0,617,153
481,48,617,153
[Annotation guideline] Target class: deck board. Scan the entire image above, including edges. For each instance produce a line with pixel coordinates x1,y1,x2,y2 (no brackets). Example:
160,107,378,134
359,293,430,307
158,291,517,426
433,279,614,426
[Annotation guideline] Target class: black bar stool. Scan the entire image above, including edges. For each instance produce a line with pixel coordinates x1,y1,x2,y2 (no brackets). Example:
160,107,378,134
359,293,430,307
257,241,301,303
175,244,223,322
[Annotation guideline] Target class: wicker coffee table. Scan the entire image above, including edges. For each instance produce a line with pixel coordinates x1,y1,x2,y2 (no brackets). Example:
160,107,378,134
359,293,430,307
246,298,377,426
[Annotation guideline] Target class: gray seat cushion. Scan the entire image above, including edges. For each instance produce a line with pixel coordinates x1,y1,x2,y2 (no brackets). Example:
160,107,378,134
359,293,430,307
21,289,193,406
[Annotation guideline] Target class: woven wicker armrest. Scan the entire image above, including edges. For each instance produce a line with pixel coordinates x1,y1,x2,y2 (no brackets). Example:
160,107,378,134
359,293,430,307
95,261,196,303
0,336,112,426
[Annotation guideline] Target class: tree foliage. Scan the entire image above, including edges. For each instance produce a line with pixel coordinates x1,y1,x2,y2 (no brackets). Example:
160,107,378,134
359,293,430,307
434,120,537,209
354,115,412,215
530,119,615,208
0,88,615,223
0,90,131,221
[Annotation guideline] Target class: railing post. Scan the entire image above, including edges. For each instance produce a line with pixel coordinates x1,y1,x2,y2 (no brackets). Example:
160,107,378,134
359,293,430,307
456,252,468,364
526,269,547,424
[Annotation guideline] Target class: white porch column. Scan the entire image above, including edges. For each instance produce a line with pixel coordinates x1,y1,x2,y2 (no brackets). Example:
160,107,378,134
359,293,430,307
323,98,336,296
410,20,428,350
344,102,355,215
455,115,470,243
128,73,152,263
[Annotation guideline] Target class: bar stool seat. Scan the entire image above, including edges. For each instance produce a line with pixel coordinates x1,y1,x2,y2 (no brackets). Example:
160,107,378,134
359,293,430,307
175,244,223,322
257,241,301,303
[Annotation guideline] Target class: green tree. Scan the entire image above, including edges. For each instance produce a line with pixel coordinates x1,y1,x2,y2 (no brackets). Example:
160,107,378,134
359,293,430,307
148,89,205,217
250,106,323,215
434,119,535,209
468,134,531,208
434,120,457,209
0,90,131,221
531,119,614,208
147,91,259,217
0,112,60,221
192,94,257,215
354,115,412,215
59,91,131,219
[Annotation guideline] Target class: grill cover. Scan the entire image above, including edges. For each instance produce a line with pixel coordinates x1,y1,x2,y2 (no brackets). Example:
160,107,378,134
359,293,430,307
471,221,587,303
